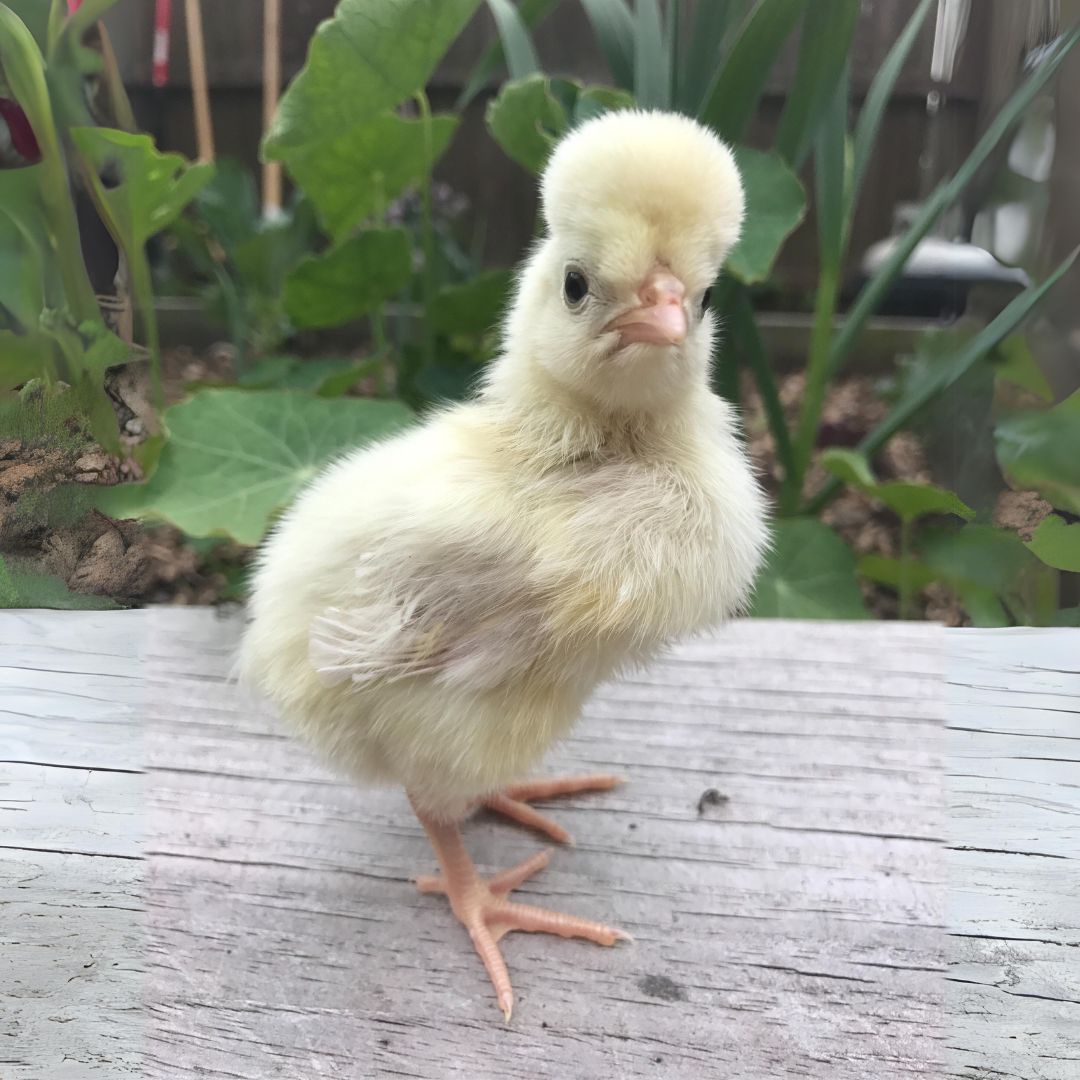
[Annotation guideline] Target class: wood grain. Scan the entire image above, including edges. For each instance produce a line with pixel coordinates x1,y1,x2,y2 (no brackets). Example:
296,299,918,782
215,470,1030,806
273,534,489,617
945,629,1080,1080
3,610,1077,1078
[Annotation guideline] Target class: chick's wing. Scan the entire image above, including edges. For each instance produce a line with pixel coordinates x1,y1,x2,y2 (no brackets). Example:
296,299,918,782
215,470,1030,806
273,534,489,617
308,532,549,693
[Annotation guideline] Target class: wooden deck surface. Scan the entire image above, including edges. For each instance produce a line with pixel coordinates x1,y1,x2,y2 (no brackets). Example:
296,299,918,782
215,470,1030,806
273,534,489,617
1,609,1076,1079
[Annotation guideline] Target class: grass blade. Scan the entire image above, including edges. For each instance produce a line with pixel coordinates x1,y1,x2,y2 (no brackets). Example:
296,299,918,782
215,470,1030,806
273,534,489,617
457,0,559,108
806,246,1080,515
850,0,934,205
775,0,858,170
580,0,636,91
484,0,541,82
679,0,751,115
831,21,1080,379
698,0,804,140
634,0,670,109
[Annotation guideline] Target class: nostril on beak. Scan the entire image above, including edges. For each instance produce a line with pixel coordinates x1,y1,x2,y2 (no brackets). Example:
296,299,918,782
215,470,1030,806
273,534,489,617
638,271,686,309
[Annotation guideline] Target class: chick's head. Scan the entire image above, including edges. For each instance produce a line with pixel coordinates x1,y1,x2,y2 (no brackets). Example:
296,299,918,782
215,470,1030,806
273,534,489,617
505,110,744,414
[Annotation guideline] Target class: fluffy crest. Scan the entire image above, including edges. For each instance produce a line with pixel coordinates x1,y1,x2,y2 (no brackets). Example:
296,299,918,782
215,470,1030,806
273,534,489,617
540,110,744,264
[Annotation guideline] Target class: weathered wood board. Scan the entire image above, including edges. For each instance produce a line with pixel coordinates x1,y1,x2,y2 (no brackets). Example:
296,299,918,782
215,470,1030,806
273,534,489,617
2,610,1076,1079
945,629,1080,1080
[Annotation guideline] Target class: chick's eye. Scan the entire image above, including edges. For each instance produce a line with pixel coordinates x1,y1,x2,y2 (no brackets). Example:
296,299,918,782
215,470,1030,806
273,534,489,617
701,286,713,313
564,270,589,307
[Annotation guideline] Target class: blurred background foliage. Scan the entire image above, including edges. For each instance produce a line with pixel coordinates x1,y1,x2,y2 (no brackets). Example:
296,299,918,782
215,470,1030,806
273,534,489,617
1,0,1078,624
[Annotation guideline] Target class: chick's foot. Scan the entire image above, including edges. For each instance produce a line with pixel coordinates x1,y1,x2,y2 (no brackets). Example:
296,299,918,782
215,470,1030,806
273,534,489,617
482,773,623,844
411,799,628,1021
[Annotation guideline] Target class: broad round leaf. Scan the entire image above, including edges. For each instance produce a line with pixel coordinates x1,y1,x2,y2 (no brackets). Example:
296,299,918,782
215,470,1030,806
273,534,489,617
98,389,413,545
726,146,806,285
1025,514,1080,572
751,518,868,619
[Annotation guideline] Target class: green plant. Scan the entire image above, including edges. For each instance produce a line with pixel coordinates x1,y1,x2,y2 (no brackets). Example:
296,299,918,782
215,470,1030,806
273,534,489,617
480,0,1079,624
0,0,213,609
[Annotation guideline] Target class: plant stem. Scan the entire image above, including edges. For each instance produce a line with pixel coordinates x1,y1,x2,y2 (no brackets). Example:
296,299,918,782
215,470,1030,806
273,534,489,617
898,516,914,621
0,7,99,325
784,260,838,513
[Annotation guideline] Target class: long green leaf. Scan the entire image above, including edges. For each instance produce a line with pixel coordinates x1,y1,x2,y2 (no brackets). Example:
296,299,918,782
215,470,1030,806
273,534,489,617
831,22,1080,378
458,0,559,107
633,0,669,109
726,280,795,484
806,247,1080,515
775,0,858,170
698,0,804,140
579,0,635,90
679,0,750,115
484,0,541,81
850,0,934,206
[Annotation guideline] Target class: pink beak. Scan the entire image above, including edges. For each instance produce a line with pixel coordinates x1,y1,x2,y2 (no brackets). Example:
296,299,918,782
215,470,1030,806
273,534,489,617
604,267,688,348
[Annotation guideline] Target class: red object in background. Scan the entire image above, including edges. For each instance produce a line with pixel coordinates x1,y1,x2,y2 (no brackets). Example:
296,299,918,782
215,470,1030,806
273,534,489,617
0,97,42,168
153,0,173,88
67,0,82,11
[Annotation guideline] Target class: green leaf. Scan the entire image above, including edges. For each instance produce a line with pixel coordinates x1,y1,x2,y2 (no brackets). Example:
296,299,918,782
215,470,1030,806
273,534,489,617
633,0,669,110
992,334,1053,402
726,146,806,284
809,248,1080,516
996,390,1080,515
1053,608,1080,627
679,0,750,115
283,229,413,330
775,0,858,170
192,157,261,253
265,0,480,153
751,517,868,619
281,112,457,243
579,0,636,90
0,553,119,610
698,0,803,140
1025,514,1080,573
458,0,560,107
0,330,50,387
821,447,974,523
485,74,568,173
832,24,1080,376
263,0,479,239
850,0,933,205
97,388,414,545
485,0,541,80
236,355,373,397
431,269,512,336
813,65,849,275
857,554,937,591
70,128,213,247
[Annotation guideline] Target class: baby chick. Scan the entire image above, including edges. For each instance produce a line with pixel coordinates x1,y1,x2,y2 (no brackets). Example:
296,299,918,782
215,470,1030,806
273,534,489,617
239,110,768,1020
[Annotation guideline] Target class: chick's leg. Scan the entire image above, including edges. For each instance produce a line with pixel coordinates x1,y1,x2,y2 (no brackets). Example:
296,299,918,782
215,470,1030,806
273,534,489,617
410,796,627,1021
483,773,623,844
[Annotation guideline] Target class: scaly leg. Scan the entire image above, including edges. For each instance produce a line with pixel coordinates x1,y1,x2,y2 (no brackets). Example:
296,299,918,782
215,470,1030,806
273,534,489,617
482,773,623,844
410,796,628,1021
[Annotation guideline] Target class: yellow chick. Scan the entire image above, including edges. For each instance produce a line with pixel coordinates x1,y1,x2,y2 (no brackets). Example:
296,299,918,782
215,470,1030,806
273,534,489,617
239,109,768,1020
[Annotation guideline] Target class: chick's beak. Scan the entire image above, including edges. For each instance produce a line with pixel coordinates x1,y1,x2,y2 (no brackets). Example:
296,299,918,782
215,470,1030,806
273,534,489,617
604,267,688,348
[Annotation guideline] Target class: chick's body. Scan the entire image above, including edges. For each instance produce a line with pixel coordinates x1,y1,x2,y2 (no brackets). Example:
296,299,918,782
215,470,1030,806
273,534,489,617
239,110,768,1017
241,382,761,817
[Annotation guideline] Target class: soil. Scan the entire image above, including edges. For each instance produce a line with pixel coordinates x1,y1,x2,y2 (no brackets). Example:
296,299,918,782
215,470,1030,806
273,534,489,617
1,351,990,620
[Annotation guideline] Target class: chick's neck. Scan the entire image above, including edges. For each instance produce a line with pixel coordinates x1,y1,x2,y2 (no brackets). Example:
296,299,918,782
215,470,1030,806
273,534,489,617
479,349,713,472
